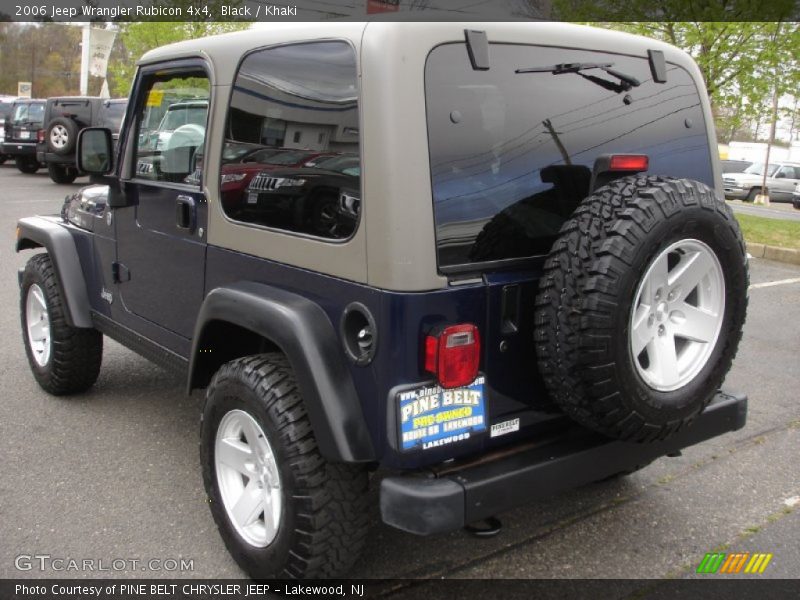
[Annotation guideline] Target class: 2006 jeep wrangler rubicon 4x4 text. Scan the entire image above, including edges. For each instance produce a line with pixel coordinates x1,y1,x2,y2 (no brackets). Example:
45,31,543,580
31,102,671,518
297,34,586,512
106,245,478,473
16,23,748,579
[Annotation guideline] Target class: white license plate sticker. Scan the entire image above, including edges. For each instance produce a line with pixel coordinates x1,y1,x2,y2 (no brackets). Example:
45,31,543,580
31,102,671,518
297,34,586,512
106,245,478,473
19,130,30,139
398,376,486,452
490,418,520,438
247,191,258,204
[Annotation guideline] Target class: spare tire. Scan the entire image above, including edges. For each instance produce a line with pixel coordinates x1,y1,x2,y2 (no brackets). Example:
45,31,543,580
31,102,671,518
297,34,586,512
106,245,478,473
534,176,748,442
46,117,79,155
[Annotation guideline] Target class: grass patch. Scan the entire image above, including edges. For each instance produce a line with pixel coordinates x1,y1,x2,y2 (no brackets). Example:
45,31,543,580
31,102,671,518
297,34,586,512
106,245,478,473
734,213,800,250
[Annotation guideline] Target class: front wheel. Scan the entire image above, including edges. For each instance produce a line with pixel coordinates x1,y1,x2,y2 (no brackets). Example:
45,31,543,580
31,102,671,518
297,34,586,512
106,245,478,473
20,253,103,394
535,176,748,442
201,354,369,579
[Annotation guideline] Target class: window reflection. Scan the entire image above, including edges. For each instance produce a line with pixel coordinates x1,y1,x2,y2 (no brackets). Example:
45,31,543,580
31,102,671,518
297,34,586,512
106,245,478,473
134,75,210,185
221,41,361,240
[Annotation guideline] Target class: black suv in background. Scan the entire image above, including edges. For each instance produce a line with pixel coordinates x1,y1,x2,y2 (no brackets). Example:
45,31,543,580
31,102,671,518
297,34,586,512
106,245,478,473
37,97,127,184
0,96,17,165
2,98,46,173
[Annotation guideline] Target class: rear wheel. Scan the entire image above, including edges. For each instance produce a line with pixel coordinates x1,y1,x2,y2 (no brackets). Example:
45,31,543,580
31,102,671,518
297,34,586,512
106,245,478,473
20,253,103,394
15,156,40,174
535,176,748,442
201,354,369,578
47,163,78,184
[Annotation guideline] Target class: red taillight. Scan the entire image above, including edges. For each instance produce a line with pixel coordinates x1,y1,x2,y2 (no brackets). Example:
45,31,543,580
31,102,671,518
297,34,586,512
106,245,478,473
609,154,649,171
37,129,45,143
424,324,481,389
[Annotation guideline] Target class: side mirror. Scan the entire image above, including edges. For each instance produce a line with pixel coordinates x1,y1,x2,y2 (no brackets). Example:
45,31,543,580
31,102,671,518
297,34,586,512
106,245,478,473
775,172,785,179
77,127,114,175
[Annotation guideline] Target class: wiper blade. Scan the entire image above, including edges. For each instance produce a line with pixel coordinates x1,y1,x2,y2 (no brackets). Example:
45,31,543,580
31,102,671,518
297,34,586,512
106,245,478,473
516,62,613,74
516,62,641,92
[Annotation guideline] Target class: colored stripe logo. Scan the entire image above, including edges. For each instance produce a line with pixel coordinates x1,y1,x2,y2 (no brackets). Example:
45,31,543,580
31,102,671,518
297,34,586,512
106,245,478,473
696,552,773,574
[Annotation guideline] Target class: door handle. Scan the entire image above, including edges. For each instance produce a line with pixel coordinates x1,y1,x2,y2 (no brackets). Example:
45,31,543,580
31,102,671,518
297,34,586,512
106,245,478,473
176,195,196,232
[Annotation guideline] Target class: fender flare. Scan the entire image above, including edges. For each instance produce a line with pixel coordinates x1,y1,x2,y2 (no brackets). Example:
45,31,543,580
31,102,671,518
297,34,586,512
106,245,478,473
16,216,93,328
189,282,376,463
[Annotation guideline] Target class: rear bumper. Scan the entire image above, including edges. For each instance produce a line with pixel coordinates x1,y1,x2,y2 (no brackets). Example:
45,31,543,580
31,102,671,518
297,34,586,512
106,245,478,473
380,390,747,535
2,142,36,156
37,150,75,166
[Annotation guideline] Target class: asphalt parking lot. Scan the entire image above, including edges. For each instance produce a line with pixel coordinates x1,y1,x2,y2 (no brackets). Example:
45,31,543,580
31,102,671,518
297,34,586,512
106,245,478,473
0,166,798,588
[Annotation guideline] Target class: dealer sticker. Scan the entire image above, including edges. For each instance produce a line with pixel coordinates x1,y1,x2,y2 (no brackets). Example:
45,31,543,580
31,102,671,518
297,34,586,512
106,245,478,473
490,418,520,438
398,376,486,451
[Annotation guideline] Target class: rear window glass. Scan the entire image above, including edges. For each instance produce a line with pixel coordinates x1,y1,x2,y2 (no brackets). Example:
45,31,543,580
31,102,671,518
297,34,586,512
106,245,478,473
100,102,127,132
426,43,712,270
13,103,44,124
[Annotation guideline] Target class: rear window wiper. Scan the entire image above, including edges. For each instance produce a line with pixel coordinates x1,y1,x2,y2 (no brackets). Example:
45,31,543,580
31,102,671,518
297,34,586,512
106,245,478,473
516,62,641,93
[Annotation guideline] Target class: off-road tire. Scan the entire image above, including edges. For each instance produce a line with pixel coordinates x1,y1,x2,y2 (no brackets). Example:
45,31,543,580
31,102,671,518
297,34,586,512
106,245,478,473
201,354,369,579
534,176,748,442
15,156,40,174
47,163,78,184
20,253,103,394
46,117,79,155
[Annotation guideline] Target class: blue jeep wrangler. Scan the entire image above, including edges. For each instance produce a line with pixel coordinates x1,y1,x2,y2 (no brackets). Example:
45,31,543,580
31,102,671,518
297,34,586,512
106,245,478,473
16,23,748,579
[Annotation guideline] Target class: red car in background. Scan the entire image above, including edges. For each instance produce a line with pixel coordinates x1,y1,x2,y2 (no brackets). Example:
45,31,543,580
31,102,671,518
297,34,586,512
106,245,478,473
220,146,336,210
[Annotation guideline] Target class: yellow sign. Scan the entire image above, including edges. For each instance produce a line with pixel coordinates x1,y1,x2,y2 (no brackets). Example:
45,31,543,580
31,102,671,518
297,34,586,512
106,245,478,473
146,90,164,107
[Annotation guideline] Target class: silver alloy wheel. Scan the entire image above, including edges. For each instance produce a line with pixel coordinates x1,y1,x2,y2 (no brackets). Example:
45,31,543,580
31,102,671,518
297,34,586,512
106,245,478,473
629,239,725,392
49,125,69,149
215,409,282,548
26,283,51,367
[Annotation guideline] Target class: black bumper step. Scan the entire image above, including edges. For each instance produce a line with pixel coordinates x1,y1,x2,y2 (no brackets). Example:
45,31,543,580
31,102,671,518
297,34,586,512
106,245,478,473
381,390,747,535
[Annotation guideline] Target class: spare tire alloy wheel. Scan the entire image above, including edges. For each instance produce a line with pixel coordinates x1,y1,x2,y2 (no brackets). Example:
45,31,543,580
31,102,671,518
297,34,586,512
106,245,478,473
49,124,70,151
46,117,79,155
535,176,748,442
630,239,725,392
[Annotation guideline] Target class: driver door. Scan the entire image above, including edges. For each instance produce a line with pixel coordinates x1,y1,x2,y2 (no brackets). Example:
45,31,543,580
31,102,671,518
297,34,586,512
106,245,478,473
113,63,210,340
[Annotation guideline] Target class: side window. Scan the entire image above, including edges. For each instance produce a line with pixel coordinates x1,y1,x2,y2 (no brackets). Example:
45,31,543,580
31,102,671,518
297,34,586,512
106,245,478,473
221,41,361,240
133,70,209,186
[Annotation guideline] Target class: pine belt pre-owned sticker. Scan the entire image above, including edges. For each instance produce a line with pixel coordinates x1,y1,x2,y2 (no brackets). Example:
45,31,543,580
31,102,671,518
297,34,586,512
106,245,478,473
398,376,486,451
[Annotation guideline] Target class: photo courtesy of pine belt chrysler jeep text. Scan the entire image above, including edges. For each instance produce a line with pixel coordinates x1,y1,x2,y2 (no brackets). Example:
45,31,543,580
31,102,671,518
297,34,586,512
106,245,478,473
15,22,749,579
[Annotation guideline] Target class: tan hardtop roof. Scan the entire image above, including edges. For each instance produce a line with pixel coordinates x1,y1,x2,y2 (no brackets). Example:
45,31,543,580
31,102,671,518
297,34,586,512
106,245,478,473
139,21,687,86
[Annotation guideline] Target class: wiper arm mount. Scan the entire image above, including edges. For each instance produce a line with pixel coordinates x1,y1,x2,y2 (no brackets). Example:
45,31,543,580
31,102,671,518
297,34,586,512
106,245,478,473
516,62,641,92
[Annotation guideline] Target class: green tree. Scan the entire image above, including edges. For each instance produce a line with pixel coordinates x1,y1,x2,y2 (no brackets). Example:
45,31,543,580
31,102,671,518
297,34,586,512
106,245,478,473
107,21,249,97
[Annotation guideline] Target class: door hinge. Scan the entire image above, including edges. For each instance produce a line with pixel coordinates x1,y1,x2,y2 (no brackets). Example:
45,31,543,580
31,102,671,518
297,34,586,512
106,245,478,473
112,262,131,283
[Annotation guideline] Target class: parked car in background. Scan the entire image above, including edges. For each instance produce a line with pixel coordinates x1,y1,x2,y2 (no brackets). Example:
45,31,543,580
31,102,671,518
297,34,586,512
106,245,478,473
139,99,208,152
723,161,800,202
0,96,18,164
720,159,752,173
237,152,360,238
219,148,336,210
37,97,128,184
1,98,46,173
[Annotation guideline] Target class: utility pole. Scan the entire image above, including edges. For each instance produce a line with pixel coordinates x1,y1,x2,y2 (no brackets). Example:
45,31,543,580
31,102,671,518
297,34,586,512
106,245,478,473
80,23,90,95
759,78,780,204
